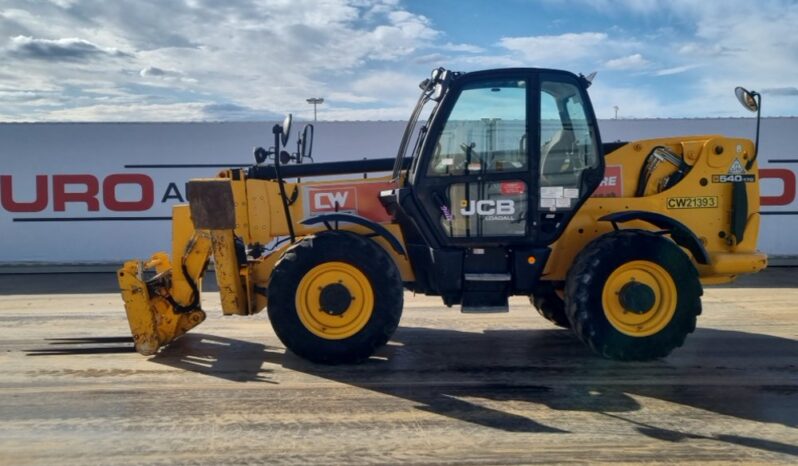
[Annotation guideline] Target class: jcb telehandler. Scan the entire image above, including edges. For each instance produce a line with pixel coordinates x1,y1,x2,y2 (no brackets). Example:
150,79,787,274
119,67,767,363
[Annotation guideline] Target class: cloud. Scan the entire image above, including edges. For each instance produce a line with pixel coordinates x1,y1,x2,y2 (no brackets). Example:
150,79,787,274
414,52,448,65
570,0,663,15
678,43,742,57
653,64,702,76
439,42,484,53
139,66,168,77
0,0,445,121
202,103,282,121
31,102,209,121
138,66,197,84
499,32,609,64
327,92,378,104
1,0,797,120
604,53,649,70
7,35,130,61
763,87,798,96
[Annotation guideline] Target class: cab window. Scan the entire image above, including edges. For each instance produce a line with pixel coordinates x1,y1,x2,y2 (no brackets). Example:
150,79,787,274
539,78,599,209
427,80,527,176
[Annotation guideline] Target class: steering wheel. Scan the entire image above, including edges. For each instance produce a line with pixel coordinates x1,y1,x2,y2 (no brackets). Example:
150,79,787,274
459,142,479,169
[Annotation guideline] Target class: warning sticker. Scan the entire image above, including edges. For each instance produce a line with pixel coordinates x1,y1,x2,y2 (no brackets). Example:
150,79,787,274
712,158,756,183
540,198,556,208
541,186,564,198
729,159,745,175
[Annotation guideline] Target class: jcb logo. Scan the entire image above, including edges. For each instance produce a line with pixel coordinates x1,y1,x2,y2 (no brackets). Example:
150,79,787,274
459,199,515,216
309,187,357,213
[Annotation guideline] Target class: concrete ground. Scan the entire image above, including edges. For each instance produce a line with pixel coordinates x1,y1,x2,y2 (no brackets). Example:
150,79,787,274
0,269,796,465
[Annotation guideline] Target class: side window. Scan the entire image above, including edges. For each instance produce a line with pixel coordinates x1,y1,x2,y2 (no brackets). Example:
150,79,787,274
428,80,527,176
539,79,599,209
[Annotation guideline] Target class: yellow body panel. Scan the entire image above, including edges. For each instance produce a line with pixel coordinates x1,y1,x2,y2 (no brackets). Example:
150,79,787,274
210,229,249,315
544,135,766,283
169,206,211,301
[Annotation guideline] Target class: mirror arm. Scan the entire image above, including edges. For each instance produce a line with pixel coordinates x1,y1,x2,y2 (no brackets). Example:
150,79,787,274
747,92,762,171
272,124,296,243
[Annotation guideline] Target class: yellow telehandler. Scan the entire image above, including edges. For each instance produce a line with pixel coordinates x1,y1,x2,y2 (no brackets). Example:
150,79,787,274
118,67,767,363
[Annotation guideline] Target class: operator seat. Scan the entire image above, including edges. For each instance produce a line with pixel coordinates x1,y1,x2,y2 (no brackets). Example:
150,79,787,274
540,127,577,187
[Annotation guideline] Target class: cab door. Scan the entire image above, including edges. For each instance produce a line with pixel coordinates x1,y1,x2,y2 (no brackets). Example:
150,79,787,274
411,72,536,247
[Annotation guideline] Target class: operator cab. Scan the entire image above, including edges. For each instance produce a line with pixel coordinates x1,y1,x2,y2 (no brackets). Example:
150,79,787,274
385,68,605,310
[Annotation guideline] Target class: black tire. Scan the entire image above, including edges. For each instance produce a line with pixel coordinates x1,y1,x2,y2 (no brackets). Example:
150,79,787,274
530,291,570,328
267,231,403,364
565,230,702,361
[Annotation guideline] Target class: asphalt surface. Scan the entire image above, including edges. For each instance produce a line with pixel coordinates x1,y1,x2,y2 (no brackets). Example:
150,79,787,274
0,269,796,465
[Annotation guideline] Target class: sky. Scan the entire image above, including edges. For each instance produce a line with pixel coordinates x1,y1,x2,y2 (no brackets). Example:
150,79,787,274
1,0,797,122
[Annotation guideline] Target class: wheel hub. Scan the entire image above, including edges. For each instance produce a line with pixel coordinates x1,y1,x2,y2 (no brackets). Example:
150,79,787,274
618,281,656,314
295,261,374,340
319,283,352,316
601,260,677,337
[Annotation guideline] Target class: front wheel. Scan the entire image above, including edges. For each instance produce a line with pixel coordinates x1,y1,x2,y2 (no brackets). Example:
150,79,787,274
565,230,702,361
267,231,403,364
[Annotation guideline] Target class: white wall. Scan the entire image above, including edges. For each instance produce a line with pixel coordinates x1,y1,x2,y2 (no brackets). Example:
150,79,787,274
0,118,795,264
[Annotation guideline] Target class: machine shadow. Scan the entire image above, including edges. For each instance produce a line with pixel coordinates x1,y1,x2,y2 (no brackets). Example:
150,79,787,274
151,325,797,449
152,334,278,383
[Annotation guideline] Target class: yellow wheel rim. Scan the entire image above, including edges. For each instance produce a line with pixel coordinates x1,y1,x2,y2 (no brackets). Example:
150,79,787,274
601,260,677,337
295,261,374,340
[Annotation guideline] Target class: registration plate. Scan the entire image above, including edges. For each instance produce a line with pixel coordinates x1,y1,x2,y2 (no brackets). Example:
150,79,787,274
666,196,718,209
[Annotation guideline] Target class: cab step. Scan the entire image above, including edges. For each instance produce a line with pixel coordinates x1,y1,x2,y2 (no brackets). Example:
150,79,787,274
461,290,509,313
463,273,512,282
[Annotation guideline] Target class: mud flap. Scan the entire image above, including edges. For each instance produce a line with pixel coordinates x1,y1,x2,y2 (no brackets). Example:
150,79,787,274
118,259,206,356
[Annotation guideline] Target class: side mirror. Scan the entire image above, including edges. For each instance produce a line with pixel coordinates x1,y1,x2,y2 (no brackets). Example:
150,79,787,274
279,150,292,165
734,86,762,171
735,87,759,112
253,146,269,164
299,124,314,162
281,113,293,146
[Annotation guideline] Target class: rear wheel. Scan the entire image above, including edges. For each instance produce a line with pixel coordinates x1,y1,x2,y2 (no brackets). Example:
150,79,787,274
530,289,570,328
267,231,403,364
565,230,702,361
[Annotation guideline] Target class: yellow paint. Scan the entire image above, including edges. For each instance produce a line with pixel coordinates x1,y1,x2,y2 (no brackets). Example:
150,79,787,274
169,205,211,304
229,173,251,243
117,258,206,356
545,135,766,282
295,261,375,340
117,204,215,355
601,260,677,337
210,230,248,315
